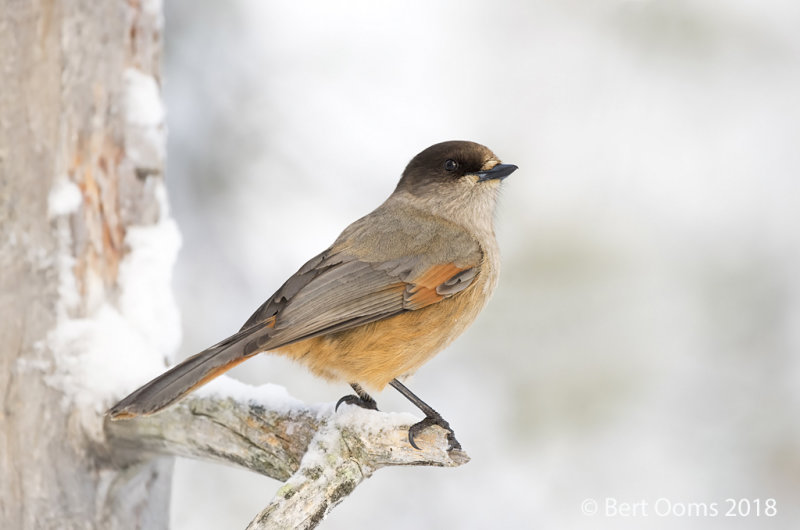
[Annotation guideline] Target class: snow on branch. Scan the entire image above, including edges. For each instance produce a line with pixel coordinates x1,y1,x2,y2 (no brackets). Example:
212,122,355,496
104,376,469,529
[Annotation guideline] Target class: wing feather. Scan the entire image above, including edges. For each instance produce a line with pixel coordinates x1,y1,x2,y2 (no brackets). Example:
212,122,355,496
239,203,484,351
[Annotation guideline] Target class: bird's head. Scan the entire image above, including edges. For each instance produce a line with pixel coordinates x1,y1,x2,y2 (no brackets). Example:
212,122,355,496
394,140,517,230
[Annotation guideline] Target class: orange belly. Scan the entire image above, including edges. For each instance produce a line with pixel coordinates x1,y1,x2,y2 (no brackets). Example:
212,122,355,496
273,279,489,390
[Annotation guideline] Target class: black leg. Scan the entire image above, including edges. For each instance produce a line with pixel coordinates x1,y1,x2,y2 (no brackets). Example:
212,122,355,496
389,379,461,451
336,383,378,412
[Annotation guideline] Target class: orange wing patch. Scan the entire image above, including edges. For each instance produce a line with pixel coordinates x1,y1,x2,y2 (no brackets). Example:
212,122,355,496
405,262,465,309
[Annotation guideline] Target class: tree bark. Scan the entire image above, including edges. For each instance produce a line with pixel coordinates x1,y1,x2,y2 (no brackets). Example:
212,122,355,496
105,379,469,530
0,1,169,528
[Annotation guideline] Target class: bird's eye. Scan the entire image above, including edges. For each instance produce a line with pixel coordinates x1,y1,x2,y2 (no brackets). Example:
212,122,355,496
444,159,459,172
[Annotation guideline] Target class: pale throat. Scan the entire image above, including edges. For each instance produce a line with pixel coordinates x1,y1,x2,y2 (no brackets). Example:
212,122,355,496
394,183,500,242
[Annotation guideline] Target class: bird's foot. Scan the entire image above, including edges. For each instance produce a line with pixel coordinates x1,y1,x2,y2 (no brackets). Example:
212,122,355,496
408,414,461,451
335,393,378,412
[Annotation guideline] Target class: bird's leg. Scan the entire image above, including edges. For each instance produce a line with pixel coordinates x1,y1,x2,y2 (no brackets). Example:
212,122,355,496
389,378,461,451
336,382,379,412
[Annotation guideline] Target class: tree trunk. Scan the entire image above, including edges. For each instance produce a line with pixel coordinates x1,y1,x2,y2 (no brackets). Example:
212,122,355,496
0,1,171,528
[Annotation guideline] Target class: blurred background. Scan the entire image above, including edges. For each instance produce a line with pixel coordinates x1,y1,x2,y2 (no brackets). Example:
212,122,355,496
162,1,800,528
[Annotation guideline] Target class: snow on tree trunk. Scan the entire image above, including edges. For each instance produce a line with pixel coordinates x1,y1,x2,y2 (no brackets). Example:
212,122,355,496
0,1,177,528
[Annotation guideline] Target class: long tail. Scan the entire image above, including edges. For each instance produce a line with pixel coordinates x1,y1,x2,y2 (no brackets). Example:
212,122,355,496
107,324,270,419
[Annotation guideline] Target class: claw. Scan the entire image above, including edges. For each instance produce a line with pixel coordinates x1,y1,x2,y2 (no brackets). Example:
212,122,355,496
407,415,461,451
335,394,378,412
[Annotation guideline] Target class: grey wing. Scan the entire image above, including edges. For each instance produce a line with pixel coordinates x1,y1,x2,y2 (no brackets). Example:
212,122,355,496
240,249,341,331
238,244,482,350
241,249,410,342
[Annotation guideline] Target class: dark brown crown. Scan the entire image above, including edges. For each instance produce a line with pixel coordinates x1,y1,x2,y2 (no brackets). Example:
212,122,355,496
396,141,497,194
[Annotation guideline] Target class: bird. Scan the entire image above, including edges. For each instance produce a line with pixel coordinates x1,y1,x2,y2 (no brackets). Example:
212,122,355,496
108,140,517,451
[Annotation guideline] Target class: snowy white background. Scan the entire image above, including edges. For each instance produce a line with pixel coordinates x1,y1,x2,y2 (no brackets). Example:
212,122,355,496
161,1,800,528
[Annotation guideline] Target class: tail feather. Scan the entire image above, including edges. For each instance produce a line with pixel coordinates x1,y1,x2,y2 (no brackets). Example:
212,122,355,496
107,325,268,419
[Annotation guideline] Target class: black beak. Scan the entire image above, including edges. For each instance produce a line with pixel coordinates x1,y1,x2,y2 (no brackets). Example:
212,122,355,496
476,163,518,182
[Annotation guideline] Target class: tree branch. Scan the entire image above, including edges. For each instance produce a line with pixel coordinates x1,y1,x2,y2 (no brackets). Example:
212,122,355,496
104,377,469,529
